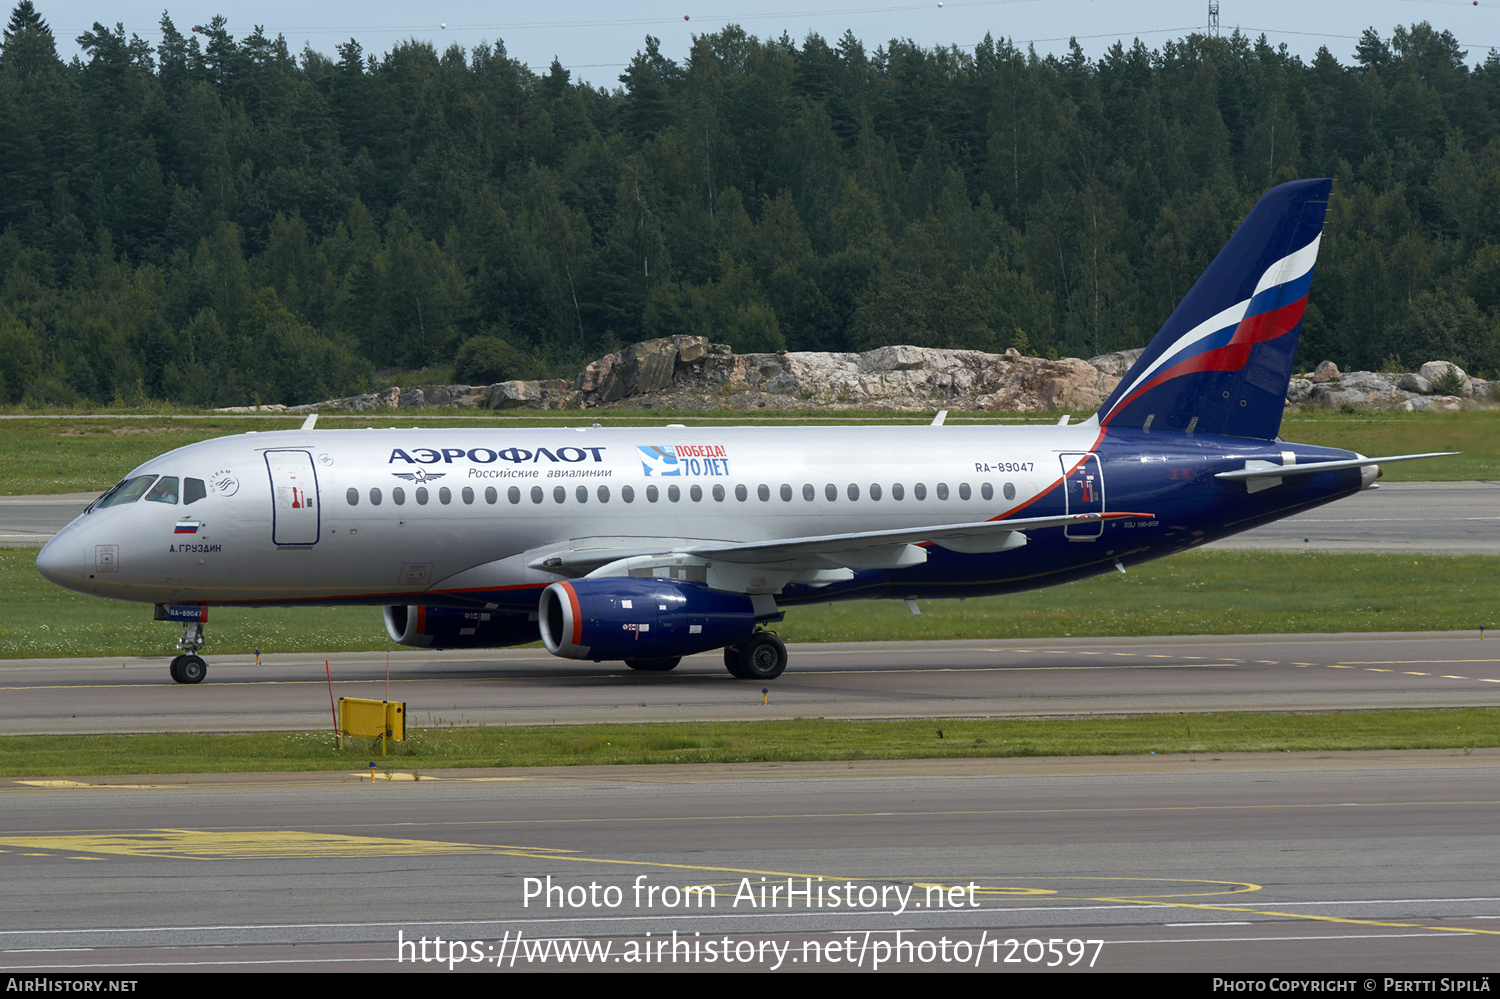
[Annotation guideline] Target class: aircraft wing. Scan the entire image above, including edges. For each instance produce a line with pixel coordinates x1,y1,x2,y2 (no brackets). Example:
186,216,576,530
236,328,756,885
532,511,1152,577
685,511,1154,563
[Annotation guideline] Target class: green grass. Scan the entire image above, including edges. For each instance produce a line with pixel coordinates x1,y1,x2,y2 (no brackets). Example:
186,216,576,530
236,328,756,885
1,408,1492,495
1,710,1494,777
1277,409,1500,481
5,548,1496,659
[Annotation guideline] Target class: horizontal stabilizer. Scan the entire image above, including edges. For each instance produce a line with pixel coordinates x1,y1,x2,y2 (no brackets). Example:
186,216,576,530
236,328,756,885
1213,452,1457,481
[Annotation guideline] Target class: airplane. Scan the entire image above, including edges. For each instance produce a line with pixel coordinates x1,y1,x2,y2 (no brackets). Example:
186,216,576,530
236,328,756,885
35,178,1450,684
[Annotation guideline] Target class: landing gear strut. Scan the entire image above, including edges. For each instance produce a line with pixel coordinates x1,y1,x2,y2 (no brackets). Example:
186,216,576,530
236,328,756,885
724,632,787,680
169,621,208,684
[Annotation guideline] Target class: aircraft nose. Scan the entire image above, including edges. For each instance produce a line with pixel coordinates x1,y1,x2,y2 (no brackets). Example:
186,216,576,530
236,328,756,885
36,530,86,589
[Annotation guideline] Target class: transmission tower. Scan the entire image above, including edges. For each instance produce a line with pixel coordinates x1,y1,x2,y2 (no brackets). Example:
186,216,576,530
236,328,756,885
1208,1,1220,38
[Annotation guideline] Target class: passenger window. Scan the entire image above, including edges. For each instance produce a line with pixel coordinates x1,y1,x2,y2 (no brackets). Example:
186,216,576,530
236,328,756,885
847,483,859,501
369,488,383,506
936,483,949,500
184,478,207,505
575,485,588,503
736,484,748,501
393,487,406,505
647,485,659,503
690,485,702,502
415,487,429,505
869,483,882,501
461,487,474,505
598,485,610,503
622,485,635,503
145,476,180,504
668,485,681,503
913,483,926,500
553,486,566,503
825,483,837,501
345,487,359,506
758,484,770,502
713,484,725,502
531,486,544,504
892,483,905,501
1004,482,1016,500
780,484,793,502
981,483,993,501
439,487,452,505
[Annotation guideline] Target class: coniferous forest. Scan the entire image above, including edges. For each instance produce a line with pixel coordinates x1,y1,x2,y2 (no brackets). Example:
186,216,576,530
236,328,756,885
1,2,1499,407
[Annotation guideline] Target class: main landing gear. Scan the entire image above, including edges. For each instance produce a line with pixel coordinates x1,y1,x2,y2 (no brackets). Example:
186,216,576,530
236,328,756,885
723,632,787,680
169,654,207,684
169,620,208,684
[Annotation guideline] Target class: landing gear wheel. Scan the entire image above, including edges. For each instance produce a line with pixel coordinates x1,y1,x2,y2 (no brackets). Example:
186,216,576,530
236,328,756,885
732,633,787,680
724,645,747,678
624,657,681,672
176,654,207,684
168,655,185,683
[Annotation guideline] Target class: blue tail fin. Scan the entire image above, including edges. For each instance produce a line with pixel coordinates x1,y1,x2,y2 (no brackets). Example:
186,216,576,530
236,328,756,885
1095,178,1331,440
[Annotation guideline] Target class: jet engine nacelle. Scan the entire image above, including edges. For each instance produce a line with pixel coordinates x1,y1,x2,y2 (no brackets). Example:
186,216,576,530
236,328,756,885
383,605,540,649
539,578,757,662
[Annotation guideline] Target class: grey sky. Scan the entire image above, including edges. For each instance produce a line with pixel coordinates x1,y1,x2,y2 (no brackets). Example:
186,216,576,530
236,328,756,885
31,1,1500,86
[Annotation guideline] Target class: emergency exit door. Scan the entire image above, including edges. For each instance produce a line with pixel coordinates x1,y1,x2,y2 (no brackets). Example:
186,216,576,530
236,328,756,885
265,450,321,546
1059,453,1105,540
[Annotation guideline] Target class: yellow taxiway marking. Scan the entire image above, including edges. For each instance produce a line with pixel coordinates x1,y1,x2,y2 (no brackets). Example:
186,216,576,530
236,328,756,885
1092,896,1500,938
1338,660,1500,665
348,773,529,782
0,829,578,861
923,876,1261,900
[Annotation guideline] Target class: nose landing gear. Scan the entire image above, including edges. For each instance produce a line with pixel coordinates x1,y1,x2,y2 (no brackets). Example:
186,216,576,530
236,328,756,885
169,620,208,684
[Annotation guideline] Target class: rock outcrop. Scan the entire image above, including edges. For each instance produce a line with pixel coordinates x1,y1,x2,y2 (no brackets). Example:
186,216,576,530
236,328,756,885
221,340,1491,415
1300,358,1491,412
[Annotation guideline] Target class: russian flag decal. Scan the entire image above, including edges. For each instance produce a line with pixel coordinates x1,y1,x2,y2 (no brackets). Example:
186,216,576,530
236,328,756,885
174,522,200,535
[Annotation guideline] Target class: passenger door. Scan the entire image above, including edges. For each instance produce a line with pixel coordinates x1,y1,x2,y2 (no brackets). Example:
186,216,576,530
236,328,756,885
264,450,321,546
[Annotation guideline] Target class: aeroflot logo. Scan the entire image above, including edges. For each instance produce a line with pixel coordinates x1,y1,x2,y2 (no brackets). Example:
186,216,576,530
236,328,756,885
389,447,607,465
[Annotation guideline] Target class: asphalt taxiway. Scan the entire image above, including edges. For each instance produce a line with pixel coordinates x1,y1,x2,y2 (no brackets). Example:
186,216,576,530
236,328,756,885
1,752,1496,972
2,632,1496,735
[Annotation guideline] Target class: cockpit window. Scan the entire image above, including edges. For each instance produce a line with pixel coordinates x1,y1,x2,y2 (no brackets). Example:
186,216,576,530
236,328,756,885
95,475,157,509
144,476,180,505
184,478,207,505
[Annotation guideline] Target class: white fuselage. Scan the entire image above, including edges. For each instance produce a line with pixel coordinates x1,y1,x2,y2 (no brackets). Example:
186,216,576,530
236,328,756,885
39,422,1107,606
